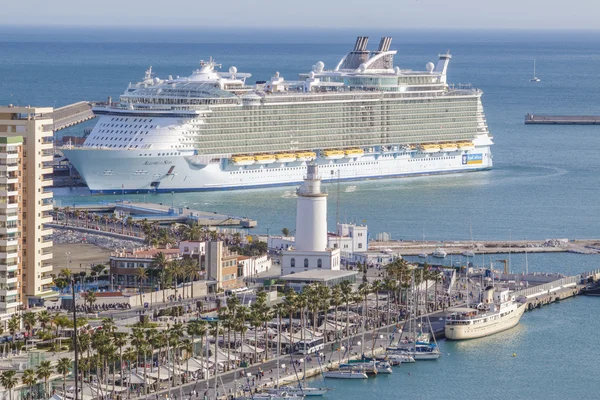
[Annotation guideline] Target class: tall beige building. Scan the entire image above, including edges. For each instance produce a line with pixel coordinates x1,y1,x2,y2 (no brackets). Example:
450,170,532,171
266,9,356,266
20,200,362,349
0,106,55,318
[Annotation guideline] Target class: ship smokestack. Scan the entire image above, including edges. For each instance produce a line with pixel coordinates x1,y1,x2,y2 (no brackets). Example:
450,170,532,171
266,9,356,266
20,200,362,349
353,36,369,52
377,37,392,52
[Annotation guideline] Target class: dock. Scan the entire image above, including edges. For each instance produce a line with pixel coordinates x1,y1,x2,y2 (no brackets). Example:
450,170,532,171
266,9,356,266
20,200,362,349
525,113,600,125
370,238,600,255
53,101,97,131
59,201,257,228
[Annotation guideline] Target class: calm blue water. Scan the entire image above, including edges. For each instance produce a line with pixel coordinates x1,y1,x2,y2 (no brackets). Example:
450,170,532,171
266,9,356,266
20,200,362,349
1,28,599,399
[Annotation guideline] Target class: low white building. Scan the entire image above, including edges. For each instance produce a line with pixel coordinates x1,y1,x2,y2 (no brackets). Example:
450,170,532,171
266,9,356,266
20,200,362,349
352,250,401,267
238,254,272,278
327,223,368,258
267,236,295,251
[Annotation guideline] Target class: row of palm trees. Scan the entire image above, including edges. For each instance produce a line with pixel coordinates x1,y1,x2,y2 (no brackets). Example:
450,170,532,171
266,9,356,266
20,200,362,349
56,207,137,237
0,358,71,400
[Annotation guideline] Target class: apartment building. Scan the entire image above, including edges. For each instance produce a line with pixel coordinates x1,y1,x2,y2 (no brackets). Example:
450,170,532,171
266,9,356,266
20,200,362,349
0,106,55,318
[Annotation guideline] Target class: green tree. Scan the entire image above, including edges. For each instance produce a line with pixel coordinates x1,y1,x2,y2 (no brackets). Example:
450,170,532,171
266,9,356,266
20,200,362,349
56,357,72,397
7,314,20,351
281,227,290,237
21,369,37,400
36,360,53,397
22,312,37,339
0,370,18,400
37,310,51,333
84,290,97,309
134,267,148,305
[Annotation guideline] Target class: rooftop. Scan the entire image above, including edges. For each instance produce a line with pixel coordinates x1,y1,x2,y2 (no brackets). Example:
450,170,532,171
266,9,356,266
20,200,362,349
281,270,358,282
111,248,181,259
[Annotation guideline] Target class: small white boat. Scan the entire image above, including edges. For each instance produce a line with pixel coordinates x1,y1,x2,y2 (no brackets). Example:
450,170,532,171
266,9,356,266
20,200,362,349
323,370,368,379
418,252,428,258
375,361,393,374
462,250,475,257
386,354,415,364
268,387,330,397
237,393,304,400
432,248,447,258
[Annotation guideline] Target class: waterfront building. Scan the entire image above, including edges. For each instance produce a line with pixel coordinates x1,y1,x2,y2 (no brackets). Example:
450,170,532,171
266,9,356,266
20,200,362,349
206,241,242,291
281,164,341,275
327,223,369,258
0,106,55,318
110,248,181,288
237,254,271,281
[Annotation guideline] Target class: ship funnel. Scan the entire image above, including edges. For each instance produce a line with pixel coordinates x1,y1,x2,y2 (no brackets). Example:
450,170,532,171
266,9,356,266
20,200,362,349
377,37,392,52
483,285,495,303
353,36,369,52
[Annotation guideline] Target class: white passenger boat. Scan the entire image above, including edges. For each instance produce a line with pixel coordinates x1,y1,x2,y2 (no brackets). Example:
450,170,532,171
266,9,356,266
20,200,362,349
445,286,527,340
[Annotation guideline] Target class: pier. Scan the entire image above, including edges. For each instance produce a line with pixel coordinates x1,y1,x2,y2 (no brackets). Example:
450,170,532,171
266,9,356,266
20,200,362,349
52,101,97,131
525,113,600,125
370,238,600,255
58,201,257,228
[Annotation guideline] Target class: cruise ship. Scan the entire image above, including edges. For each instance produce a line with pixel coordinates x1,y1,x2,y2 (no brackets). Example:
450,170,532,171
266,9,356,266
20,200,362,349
445,287,527,340
61,36,494,193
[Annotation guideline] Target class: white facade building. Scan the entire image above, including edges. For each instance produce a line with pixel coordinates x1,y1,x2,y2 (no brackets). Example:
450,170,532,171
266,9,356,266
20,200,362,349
238,255,272,279
281,165,340,275
327,223,368,258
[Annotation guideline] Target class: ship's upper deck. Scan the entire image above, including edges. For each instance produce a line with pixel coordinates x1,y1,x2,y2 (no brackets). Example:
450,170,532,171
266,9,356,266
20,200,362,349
115,36,478,111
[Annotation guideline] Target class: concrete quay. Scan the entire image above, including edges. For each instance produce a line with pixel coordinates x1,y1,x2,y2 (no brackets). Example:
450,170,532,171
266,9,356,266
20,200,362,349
370,238,600,256
53,101,96,131
59,201,257,228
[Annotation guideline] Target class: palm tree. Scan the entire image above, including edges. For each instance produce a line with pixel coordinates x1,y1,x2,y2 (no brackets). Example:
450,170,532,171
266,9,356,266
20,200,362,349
37,310,51,333
22,311,37,339
36,360,53,398
126,216,134,236
168,260,184,300
183,258,200,299
134,267,148,305
56,357,72,397
84,290,97,309
123,347,137,399
151,252,169,302
0,370,18,400
339,280,354,341
113,333,127,388
283,290,297,353
73,209,81,227
21,369,37,400
7,314,19,351
330,285,343,342
272,303,286,358
83,210,89,229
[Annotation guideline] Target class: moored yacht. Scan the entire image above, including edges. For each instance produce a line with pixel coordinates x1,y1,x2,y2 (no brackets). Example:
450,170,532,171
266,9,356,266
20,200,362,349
445,286,527,340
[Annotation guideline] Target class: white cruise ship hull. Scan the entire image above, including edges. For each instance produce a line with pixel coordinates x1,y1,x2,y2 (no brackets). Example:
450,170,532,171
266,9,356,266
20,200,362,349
445,303,527,340
62,140,492,194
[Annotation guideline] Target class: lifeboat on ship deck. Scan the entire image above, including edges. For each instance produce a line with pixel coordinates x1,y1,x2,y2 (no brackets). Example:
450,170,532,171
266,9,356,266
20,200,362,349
295,151,317,162
323,149,345,160
231,155,255,166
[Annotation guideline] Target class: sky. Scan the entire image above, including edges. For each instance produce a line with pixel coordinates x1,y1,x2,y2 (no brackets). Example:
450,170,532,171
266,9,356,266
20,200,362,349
3,0,600,30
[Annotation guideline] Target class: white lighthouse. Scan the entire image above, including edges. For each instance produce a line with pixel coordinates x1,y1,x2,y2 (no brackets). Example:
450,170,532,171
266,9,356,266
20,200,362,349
294,164,328,252
281,164,341,275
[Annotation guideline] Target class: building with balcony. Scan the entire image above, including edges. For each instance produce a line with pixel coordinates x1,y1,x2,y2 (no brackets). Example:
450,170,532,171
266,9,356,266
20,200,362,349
0,105,57,317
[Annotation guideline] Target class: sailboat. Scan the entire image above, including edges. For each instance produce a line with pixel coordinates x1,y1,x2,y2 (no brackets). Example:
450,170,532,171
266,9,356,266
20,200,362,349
530,59,541,82
418,229,428,258
462,224,476,257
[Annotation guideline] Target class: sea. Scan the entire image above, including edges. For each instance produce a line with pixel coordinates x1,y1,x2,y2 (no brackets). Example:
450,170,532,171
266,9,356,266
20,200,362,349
1,27,599,399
